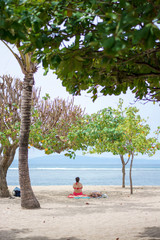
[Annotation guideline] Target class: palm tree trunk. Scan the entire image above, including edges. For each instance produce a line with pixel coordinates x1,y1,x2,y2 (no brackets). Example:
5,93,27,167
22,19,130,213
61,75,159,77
120,155,125,188
19,73,40,209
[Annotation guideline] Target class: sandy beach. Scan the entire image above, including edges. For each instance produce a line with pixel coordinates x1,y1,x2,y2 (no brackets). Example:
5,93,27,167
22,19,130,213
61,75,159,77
0,185,160,240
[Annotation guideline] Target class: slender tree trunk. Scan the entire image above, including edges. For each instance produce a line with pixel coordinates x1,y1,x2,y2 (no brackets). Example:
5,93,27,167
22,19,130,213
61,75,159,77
0,165,10,197
19,73,40,209
129,152,134,194
0,146,17,197
120,155,125,188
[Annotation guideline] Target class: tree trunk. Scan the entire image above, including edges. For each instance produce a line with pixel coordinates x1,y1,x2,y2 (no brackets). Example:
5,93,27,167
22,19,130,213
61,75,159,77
0,146,17,197
0,166,10,197
120,155,125,188
129,152,134,194
19,73,40,209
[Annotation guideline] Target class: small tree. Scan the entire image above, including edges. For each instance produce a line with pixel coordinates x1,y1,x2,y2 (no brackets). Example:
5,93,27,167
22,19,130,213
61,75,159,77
67,99,160,194
0,75,84,197
111,100,160,194
93,102,159,193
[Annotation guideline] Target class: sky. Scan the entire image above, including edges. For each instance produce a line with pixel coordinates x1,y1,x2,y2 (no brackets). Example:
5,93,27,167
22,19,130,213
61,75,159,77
0,41,160,160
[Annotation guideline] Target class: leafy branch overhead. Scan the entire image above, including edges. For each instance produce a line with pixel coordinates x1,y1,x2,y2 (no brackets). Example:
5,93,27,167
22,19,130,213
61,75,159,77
1,0,160,102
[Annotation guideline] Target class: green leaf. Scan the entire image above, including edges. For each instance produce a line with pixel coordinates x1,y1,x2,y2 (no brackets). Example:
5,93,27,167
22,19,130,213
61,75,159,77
75,55,85,62
103,36,115,49
35,38,43,49
133,26,150,45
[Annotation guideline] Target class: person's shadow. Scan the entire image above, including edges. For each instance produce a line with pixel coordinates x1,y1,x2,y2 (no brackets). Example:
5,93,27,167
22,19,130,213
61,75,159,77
0,229,82,240
138,226,160,240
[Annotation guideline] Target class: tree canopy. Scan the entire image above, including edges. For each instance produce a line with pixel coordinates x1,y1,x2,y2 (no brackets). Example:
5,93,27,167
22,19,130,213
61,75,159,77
66,107,123,156
90,100,160,157
51,0,160,102
29,93,84,155
1,0,160,101
67,99,160,157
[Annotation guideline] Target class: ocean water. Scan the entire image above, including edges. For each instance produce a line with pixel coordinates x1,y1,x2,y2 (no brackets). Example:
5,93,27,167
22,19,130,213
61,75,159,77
7,155,160,186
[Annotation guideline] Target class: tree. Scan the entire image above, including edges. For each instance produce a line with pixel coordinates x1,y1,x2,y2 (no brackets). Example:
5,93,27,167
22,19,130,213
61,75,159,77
0,75,84,198
109,100,160,193
72,99,159,194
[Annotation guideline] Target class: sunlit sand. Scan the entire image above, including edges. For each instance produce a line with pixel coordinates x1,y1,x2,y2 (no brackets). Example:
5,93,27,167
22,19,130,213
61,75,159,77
0,185,160,240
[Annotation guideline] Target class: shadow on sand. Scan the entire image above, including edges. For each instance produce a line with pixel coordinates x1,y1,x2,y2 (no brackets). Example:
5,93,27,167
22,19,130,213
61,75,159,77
0,229,83,240
138,226,160,240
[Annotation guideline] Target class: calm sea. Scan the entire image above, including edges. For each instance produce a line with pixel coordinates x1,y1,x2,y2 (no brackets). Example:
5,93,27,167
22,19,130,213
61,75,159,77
7,155,160,186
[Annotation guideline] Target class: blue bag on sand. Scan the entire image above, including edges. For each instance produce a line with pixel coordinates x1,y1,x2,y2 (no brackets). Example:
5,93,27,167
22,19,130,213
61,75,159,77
12,187,21,197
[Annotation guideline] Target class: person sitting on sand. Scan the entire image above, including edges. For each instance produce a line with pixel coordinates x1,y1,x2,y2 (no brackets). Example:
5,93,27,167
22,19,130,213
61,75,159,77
73,177,83,196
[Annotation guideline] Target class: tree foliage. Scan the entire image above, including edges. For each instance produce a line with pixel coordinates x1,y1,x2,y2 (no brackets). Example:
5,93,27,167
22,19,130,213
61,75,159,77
41,0,160,101
0,75,21,197
67,107,123,154
0,75,22,148
29,93,84,155
1,1,160,101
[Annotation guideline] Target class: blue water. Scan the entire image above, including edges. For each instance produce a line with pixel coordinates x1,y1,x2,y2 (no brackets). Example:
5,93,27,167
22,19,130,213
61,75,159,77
7,155,160,186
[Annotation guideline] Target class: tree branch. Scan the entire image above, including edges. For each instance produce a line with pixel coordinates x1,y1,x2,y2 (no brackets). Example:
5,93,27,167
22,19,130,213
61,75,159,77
135,62,160,73
1,40,25,73
117,47,160,64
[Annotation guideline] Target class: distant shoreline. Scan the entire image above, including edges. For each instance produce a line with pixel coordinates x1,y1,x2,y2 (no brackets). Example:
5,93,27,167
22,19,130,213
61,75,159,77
8,185,160,191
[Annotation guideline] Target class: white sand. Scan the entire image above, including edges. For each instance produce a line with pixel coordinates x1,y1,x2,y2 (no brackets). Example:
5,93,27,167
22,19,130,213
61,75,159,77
0,185,160,240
